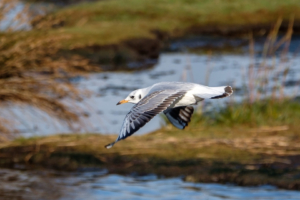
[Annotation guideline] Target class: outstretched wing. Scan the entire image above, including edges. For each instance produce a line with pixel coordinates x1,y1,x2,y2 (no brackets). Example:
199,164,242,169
164,106,194,129
105,90,186,148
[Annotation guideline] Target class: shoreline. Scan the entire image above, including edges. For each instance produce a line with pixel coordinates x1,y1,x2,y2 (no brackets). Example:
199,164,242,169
1,124,300,190
2,0,300,192
24,0,300,71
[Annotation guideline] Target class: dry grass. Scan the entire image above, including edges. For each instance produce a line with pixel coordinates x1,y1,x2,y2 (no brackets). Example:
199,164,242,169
2,127,300,190
1,123,300,171
0,32,101,136
31,0,300,47
247,17,295,102
0,0,299,137
0,1,101,136
0,0,29,31
181,17,300,129
0,2,299,189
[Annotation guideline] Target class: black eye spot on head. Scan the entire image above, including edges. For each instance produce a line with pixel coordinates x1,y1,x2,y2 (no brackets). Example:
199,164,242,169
139,94,142,99
130,96,134,99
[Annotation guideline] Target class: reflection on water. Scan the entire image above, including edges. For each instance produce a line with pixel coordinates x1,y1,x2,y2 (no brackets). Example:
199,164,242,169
1,168,300,200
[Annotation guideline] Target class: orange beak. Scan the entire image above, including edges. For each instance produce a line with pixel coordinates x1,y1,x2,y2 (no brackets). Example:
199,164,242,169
117,99,129,105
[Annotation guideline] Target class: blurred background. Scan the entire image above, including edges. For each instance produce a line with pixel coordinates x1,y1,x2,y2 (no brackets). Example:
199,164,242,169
1,0,300,199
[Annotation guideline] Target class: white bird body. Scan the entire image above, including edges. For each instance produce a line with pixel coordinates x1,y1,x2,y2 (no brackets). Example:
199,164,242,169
105,82,233,148
132,82,229,107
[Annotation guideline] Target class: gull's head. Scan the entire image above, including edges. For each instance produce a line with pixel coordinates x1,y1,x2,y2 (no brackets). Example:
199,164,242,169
117,89,144,105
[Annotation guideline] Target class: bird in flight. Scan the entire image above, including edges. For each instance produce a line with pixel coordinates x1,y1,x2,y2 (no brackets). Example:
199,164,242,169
105,82,233,148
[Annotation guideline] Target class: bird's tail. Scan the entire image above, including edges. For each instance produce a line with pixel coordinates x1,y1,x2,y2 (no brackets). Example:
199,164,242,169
195,85,233,99
210,86,233,99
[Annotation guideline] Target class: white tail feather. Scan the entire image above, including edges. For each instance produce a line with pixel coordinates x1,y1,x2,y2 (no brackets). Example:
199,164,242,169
194,85,233,99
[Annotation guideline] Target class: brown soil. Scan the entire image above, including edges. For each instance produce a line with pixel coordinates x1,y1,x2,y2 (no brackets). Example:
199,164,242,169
1,131,300,190
187,20,300,36
62,21,300,71
68,31,167,71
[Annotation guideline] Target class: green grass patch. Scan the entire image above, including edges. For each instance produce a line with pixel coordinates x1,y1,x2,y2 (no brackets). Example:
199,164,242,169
187,99,300,128
33,0,300,47
1,100,300,177
1,100,300,189
1,99,300,188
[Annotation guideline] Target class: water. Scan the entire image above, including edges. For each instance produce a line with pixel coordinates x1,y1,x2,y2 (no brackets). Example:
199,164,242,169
0,53,245,135
0,0,54,31
1,2,300,198
62,174,300,200
1,2,300,136
4,45,300,137
1,1,300,136
1,168,300,200
0,0,99,31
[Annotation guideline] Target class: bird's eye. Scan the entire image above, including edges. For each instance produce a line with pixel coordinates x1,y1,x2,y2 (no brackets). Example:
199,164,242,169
139,94,142,99
130,96,134,99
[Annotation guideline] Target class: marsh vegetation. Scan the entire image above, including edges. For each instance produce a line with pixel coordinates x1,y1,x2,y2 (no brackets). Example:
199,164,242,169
0,0,300,194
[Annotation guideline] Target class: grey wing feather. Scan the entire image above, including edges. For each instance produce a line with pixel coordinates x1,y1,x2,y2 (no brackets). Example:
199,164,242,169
105,90,186,148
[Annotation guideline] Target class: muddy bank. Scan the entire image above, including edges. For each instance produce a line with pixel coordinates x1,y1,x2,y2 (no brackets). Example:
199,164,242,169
25,0,98,7
186,20,300,37
0,168,63,200
28,21,300,72
66,30,167,71
28,0,300,71
31,21,300,71
1,130,300,190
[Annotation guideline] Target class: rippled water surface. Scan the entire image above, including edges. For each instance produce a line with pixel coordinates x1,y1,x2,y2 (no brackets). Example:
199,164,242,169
2,2,300,200
62,175,300,200
0,169,300,200
1,168,300,200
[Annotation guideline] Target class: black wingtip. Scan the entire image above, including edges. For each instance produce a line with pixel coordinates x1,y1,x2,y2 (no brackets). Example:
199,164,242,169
225,86,233,96
211,86,233,99
105,142,115,149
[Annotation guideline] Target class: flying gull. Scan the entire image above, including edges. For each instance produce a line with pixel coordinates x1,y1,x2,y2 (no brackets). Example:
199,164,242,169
105,82,233,148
